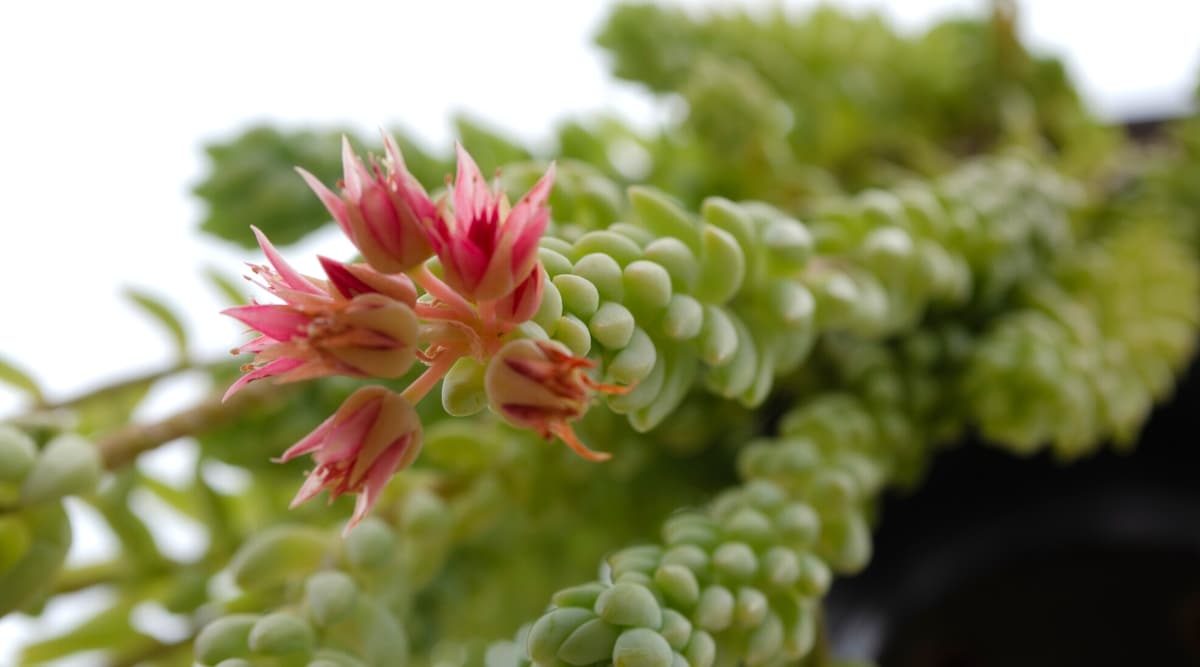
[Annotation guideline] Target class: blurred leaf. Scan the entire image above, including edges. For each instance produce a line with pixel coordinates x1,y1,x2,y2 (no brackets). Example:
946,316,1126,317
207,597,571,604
205,266,248,306
124,288,189,362
0,356,45,406
71,377,156,437
194,126,350,248
20,598,141,664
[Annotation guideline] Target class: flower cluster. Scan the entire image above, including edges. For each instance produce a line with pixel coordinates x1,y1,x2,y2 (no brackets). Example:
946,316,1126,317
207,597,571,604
226,137,625,530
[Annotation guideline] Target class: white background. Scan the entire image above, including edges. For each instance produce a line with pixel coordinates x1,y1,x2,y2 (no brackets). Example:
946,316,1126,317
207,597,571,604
0,0,1197,663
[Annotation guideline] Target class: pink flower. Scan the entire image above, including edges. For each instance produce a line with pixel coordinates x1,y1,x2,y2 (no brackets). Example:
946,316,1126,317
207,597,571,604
277,386,422,532
298,134,438,274
426,145,555,303
484,339,629,461
223,228,418,400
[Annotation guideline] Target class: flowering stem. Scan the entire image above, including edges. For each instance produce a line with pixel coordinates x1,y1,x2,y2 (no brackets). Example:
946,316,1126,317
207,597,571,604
409,264,475,320
414,302,473,323
400,353,458,405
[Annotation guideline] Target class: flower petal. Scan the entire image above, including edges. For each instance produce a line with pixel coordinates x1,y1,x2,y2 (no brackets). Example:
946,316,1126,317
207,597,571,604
251,226,323,296
223,304,310,341
223,356,305,401
296,167,351,236
453,142,490,229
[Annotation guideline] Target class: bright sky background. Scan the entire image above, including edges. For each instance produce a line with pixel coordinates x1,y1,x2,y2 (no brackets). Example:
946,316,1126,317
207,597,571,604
0,0,1197,662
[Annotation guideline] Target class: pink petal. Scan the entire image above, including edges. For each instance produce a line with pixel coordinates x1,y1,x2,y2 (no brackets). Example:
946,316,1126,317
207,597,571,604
344,439,407,535
341,136,367,200
448,237,491,293
223,356,305,402
359,184,406,256
296,167,351,237
315,399,382,465
382,131,410,180
289,468,332,509
319,255,374,299
276,412,337,462
383,132,439,223
236,335,278,353
223,304,310,341
453,143,490,228
251,226,323,296
503,162,554,273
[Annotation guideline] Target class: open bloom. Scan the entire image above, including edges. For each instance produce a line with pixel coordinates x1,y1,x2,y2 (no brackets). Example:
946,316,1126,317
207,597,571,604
427,144,555,303
223,227,418,399
277,386,422,532
484,339,629,461
298,134,438,274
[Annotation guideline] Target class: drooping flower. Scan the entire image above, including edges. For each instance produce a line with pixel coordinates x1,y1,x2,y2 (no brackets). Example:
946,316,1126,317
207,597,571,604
484,339,629,461
426,145,555,303
276,386,422,532
298,134,438,274
223,228,418,399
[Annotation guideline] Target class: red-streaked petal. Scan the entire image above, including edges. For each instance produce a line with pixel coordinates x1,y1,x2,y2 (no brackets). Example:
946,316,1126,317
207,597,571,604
316,399,383,464
381,130,408,175
288,468,332,508
223,356,305,402
495,263,544,324
223,304,310,341
235,335,278,354
341,135,367,200
502,162,554,272
296,167,351,236
319,255,374,299
251,226,323,296
453,143,490,227
344,438,407,535
277,412,337,462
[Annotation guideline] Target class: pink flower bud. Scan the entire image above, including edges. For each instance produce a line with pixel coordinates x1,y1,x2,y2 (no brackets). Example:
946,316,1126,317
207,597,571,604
298,134,437,274
277,387,423,532
426,145,554,303
484,339,629,461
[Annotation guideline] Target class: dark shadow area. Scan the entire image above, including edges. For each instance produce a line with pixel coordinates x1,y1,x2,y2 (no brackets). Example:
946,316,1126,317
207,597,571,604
827,350,1200,665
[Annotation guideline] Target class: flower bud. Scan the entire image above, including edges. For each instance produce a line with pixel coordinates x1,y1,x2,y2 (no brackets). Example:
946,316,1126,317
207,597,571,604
298,134,436,274
485,339,629,461
426,145,554,303
279,387,423,532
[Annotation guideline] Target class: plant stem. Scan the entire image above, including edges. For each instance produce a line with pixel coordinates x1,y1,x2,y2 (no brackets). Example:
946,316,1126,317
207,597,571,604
410,264,476,320
95,379,279,470
401,354,457,405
